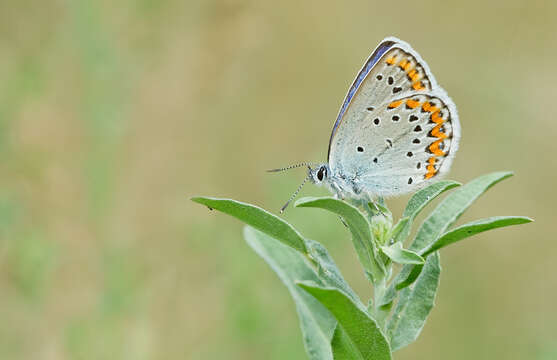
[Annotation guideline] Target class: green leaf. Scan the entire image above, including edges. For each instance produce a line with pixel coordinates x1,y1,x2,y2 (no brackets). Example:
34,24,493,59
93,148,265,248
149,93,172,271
298,282,392,360
396,171,514,290
295,196,385,283
394,265,423,291
380,242,424,265
330,325,357,360
392,180,461,244
387,252,441,352
372,201,391,217
410,172,513,251
421,216,533,257
244,227,335,360
388,217,409,244
192,196,307,253
378,181,459,307
305,239,360,304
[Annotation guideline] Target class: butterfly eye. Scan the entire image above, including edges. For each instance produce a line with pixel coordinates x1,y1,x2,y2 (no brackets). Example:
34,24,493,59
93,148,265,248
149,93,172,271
317,167,326,181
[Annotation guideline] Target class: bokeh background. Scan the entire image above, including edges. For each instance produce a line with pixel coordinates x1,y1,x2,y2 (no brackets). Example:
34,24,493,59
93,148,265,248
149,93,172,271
1,0,555,359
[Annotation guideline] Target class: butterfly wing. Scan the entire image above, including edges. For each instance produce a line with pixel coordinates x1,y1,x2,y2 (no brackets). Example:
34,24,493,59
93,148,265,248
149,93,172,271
327,39,397,159
328,37,438,160
328,37,460,197
331,91,460,197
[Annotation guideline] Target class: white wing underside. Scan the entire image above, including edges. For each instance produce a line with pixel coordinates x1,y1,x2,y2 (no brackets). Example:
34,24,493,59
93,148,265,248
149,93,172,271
328,37,461,198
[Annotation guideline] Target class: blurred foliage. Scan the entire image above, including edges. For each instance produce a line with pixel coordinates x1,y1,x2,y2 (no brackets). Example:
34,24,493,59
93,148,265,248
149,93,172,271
0,0,554,359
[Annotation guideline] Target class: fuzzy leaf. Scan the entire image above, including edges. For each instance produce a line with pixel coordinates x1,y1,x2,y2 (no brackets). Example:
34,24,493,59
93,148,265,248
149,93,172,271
330,325,356,360
298,282,392,360
192,197,307,253
421,216,533,257
381,242,424,265
392,180,461,244
410,172,513,252
379,181,458,307
306,239,360,304
244,227,335,360
295,197,385,283
372,201,391,217
394,265,423,291
388,217,409,244
396,171,514,290
387,252,441,351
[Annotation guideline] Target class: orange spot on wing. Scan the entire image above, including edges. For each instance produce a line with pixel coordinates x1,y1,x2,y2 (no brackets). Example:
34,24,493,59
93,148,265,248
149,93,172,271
405,99,420,109
425,157,437,179
430,124,447,139
424,106,450,180
422,102,439,113
431,110,443,124
399,59,412,72
388,99,404,108
412,81,425,90
386,56,397,65
407,69,419,82
428,139,445,156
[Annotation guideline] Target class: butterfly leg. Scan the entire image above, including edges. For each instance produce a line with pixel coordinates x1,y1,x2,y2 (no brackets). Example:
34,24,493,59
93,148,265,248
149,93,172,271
331,190,344,201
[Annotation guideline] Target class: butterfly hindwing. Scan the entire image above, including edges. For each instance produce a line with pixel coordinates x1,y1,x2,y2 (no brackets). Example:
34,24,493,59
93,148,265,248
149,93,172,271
329,91,460,197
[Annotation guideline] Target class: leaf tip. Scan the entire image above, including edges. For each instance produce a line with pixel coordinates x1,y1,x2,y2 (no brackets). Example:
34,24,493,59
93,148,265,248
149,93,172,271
293,198,309,208
190,196,208,205
190,196,217,211
415,257,425,265
294,196,332,208
497,170,515,180
295,280,322,291
447,180,463,188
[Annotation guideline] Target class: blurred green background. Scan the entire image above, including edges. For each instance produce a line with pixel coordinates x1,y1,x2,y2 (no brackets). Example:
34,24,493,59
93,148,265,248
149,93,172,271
0,0,555,359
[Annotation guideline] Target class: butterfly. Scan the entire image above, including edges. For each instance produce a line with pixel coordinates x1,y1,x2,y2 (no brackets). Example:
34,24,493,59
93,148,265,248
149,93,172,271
270,37,461,212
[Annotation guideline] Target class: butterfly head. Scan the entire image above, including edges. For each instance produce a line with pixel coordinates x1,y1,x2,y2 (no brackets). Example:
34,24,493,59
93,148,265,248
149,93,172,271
309,164,330,185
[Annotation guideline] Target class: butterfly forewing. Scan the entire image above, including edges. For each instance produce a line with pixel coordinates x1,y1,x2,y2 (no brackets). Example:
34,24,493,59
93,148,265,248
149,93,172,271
328,39,439,162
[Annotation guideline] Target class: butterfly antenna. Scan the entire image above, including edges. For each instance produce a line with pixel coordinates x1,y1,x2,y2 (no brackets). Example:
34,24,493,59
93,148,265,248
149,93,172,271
267,162,314,173
280,174,311,213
